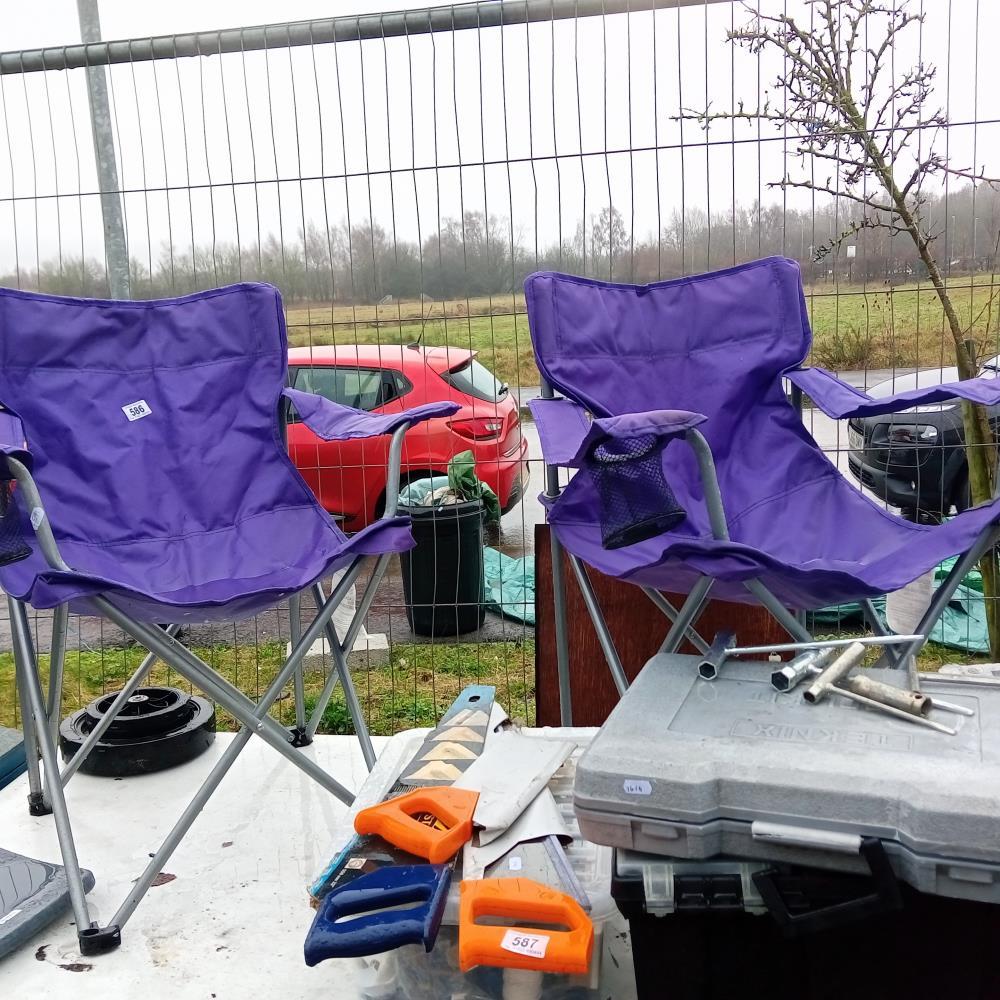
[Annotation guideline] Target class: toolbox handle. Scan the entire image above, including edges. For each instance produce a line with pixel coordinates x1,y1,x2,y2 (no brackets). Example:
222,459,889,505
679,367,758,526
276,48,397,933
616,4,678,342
751,837,903,936
303,864,451,965
354,786,479,864
751,821,863,855
459,877,594,975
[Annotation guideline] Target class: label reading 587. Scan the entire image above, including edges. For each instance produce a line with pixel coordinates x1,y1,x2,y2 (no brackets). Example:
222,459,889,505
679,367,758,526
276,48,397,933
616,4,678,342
500,929,549,959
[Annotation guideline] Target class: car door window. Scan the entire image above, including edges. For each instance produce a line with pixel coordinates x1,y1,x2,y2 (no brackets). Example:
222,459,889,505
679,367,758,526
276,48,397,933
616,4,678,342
293,366,388,411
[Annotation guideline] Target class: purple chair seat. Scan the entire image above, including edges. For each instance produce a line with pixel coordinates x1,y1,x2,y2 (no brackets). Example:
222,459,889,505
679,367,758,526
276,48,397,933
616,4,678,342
1,506,412,623
544,463,1000,610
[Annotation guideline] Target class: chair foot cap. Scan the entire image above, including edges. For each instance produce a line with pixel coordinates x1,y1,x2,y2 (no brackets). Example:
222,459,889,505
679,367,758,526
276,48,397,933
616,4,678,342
27,792,52,817
79,924,121,955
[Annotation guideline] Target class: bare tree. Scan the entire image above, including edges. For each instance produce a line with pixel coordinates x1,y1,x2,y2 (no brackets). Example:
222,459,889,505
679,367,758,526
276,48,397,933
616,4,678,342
680,0,1000,653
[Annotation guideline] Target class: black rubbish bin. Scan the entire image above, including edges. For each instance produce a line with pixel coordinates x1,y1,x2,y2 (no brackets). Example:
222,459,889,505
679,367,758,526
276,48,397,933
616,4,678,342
399,499,486,637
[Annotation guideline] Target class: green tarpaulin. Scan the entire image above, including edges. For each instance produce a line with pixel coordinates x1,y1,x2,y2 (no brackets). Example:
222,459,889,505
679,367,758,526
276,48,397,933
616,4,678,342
811,556,988,653
483,547,535,625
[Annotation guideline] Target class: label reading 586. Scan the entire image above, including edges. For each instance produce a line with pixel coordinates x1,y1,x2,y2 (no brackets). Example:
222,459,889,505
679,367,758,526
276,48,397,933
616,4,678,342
122,399,152,422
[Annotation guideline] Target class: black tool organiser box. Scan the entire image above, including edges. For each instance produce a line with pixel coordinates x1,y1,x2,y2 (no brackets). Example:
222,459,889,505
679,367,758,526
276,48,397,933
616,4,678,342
611,848,1000,1000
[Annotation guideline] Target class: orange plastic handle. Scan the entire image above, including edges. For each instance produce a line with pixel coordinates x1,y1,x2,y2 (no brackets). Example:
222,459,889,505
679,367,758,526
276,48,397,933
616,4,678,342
354,787,479,863
458,878,594,975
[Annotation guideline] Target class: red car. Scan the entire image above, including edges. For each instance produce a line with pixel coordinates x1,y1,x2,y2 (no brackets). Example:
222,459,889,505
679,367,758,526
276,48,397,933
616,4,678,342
286,345,528,529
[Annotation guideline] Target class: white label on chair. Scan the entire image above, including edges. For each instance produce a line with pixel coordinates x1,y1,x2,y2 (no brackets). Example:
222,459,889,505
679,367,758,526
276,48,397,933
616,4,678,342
623,779,652,795
122,399,152,422
501,930,549,959
508,856,523,871
29,507,44,530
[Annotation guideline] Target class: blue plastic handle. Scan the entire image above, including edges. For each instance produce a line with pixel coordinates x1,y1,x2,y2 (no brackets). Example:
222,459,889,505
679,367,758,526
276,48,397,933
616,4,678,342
303,863,451,966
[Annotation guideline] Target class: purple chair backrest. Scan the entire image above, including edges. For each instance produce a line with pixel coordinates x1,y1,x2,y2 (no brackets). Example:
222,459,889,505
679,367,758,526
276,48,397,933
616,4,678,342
525,257,824,536
0,282,312,548
525,256,811,420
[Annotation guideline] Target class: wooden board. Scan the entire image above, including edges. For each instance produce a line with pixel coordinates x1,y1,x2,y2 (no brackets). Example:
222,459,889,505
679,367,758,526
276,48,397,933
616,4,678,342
533,524,791,727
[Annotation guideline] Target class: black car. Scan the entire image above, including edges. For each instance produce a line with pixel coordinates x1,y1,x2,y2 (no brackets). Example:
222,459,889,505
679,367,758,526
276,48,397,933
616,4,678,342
847,358,1000,519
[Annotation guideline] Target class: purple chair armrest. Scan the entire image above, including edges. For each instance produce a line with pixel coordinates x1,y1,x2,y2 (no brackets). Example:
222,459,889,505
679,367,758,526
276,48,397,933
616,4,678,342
785,366,1000,419
282,388,460,441
0,410,30,476
529,397,706,468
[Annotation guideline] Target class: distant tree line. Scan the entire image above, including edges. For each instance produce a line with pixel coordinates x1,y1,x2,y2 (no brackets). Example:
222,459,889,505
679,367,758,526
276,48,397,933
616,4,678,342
5,184,998,303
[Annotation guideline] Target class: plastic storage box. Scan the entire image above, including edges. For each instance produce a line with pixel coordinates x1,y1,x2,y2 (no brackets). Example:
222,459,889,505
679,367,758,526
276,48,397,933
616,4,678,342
575,654,1000,900
316,726,636,1000
610,847,1000,1000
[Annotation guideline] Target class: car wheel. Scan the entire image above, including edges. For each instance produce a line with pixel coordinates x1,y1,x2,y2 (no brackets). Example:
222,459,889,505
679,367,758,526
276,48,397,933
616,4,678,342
950,469,971,514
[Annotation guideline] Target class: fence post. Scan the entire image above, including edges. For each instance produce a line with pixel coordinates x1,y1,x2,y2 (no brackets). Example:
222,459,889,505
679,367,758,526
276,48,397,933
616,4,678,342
77,0,130,298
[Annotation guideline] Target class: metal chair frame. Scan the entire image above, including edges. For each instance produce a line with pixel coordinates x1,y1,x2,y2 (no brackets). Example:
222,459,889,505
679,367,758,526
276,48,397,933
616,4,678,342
541,376,1000,725
7,415,412,954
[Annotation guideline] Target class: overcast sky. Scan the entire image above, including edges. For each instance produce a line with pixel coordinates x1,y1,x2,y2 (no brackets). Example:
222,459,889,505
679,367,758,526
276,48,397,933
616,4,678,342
0,0,996,275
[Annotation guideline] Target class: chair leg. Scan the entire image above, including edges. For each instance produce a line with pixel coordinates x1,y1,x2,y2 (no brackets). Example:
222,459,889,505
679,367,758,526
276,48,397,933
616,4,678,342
106,726,254,936
860,599,903,669
91,596,357,805
328,639,376,770
743,579,813,643
660,577,714,654
642,587,710,654
311,580,376,770
901,524,1000,688
45,602,69,745
549,531,574,725
568,553,630,697
306,554,390,748
105,603,356,942
8,598,97,948
288,592,308,743
59,627,179,787
10,599,48,815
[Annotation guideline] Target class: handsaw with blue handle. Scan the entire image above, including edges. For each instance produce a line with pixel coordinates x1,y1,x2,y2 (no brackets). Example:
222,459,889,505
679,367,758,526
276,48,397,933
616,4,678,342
304,685,495,966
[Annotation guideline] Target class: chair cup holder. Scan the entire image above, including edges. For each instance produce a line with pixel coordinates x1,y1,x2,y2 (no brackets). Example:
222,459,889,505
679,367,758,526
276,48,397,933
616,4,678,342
589,433,686,549
0,481,30,567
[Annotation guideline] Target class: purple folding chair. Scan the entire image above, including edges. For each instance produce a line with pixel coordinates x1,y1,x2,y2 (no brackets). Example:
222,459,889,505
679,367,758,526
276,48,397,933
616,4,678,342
526,257,1000,723
0,282,458,953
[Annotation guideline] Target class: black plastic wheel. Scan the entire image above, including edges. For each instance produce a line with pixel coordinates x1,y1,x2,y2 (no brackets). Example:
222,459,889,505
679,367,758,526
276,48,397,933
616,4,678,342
59,686,216,777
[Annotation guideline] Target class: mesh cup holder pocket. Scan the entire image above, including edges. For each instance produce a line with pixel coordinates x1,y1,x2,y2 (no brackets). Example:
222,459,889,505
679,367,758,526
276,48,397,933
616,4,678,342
590,432,686,549
0,480,31,566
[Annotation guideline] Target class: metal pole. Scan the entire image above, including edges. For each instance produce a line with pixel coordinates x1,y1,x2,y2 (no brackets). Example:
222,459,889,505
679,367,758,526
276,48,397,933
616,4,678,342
4,0,731,75
289,592,306,734
568,554,630,697
642,586,710,654
540,377,574,725
730,633,925,658
77,0,130,298
60,626,179,786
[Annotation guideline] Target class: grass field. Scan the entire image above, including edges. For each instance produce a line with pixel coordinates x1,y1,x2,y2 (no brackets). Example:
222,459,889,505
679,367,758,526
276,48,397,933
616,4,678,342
1,633,976,736
0,640,536,736
285,274,1000,387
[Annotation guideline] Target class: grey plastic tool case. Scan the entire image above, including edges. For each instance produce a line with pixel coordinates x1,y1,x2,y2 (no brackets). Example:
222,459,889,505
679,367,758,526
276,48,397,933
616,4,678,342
574,654,1000,902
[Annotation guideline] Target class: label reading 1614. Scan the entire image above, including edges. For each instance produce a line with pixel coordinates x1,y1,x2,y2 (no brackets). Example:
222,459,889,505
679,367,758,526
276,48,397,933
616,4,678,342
623,778,652,795
500,929,549,959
